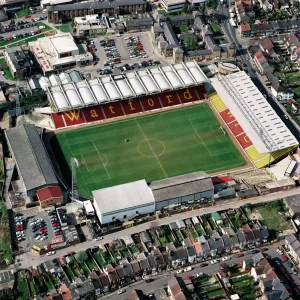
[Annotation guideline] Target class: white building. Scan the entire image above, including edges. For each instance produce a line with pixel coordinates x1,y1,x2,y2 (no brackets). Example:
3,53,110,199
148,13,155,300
41,0,72,8
83,200,95,216
29,33,93,75
161,0,186,11
270,85,294,103
93,180,155,224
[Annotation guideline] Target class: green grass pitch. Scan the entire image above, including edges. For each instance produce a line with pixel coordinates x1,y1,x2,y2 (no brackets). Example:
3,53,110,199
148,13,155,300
51,104,247,198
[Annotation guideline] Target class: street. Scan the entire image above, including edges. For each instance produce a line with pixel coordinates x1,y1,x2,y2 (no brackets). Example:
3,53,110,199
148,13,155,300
16,187,300,269
219,5,300,141
105,242,300,299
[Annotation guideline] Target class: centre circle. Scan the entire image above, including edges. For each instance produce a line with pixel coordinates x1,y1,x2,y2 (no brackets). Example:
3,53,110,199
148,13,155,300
137,139,165,158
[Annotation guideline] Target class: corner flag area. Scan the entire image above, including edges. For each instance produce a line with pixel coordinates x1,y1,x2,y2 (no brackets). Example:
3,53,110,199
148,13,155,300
51,104,247,198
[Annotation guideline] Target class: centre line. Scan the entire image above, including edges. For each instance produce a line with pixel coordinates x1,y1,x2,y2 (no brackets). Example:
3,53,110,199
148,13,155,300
92,141,110,179
135,119,168,178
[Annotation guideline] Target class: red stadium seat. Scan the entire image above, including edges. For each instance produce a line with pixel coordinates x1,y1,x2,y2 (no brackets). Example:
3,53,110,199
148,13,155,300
51,113,65,129
228,120,244,136
177,88,198,103
220,109,236,124
236,133,253,149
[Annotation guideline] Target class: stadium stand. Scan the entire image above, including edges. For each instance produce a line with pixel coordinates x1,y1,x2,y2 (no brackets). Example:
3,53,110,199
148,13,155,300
209,72,299,168
5,124,59,197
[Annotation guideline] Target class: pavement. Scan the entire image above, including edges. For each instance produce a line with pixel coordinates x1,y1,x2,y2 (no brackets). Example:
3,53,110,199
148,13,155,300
219,5,300,141
105,242,300,300
16,187,300,269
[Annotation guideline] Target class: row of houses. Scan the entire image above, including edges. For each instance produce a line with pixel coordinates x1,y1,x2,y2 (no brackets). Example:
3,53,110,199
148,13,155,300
240,19,300,37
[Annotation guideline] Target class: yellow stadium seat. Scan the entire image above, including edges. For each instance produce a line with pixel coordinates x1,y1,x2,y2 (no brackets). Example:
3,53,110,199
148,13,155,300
209,93,227,112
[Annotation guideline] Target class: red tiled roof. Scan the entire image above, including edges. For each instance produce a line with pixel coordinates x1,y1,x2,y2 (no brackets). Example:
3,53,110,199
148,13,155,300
37,186,62,202
193,242,203,254
240,24,251,32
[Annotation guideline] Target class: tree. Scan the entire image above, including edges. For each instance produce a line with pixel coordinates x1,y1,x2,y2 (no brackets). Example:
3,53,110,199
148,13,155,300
183,3,190,13
184,36,198,51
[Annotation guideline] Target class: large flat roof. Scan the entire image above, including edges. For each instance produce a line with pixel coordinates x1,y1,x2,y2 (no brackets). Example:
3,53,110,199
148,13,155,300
50,34,78,54
47,61,208,112
150,171,213,202
93,179,155,215
211,72,298,153
5,124,58,192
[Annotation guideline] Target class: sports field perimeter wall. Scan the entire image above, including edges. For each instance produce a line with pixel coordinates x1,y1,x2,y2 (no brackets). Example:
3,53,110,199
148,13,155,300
209,92,297,168
51,86,206,129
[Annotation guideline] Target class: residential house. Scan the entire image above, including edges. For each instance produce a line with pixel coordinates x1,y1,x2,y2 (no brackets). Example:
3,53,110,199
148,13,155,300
284,194,300,217
147,254,158,273
115,265,126,285
260,226,269,243
235,0,254,24
177,246,188,265
251,224,262,244
198,235,211,258
43,260,62,274
73,277,95,299
90,271,102,296
285,234,300,264
260,37,276,57
169,222,179,231
260,277,290,300
261,0,273,11
168,277,186,300
120,258,134,280
152,248,166,271
140,231,152,249
182,238,196,263
253,51,274,74
184,218,193,228
125,289,147,300
0,270,15,300
176,220,186,229
230,233,240,249
207,238,217,257
242,224,255,246
137,253,151,275
130,260,142,278
251,258,277,282
104,264,119,287
166,242,181,268
99,272,110,293
237,231,247,249
243,258,255,271
212,232,224,254
169,15,195,26
193,241,203,260
211,212,223,225
222,235,231,253
271,84,294,102
162,251,172,268
123,235,135,247
199,215,208,225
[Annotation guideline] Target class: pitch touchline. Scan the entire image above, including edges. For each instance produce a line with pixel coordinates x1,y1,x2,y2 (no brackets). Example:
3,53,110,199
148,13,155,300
135,119,168,178
92,141,110,179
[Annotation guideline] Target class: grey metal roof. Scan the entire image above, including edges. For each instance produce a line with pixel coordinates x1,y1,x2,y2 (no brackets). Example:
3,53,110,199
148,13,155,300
284,194,300,215
150,171,213,202
5,124,58,192
47,0,146,11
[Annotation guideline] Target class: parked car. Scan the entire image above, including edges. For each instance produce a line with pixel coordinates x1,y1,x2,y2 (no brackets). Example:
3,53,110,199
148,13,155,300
211,260,219,264
176,269,183,274
292,268,298,275
184,266,192,272
260,247,268,252
196,273,204,277
276,248,283,255
287,261,293,268
145,278,154,283
222,256,231,261
281,255,288,262
251,249,260,254
118,289,126,295
200,263,208,267
236,253,244,258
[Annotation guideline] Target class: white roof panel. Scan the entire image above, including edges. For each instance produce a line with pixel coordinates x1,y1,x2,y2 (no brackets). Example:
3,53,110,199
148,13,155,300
63,84,82,107
78,87,96,105
164,71,183,88
176,69,195,86
90,84,108,103
128,77,146,95
139,75,159,93
211,72,298,152
188,66,206,83
152,73,171,91
116,80,134,98
52,91,70,110
103,82,121,100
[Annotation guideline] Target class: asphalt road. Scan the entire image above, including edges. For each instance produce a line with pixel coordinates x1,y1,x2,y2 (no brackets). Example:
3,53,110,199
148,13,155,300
105,242,300,300
219,5,300,142
16,187,300,269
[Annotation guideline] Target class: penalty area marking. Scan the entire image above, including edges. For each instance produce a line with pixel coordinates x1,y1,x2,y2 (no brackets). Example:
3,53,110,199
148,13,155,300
92,141,110,179
209,124,226,144
80,153,90,172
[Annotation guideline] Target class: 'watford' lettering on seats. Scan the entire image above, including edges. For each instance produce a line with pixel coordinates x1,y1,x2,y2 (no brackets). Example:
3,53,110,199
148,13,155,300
177,88,198,103
102,102,124,119
63,110,85,126
82,106,104,123
159,91,181,107
220,109,236,124
236,133,253,149
122,99,143,115
140,95,162,111
228,120,244,136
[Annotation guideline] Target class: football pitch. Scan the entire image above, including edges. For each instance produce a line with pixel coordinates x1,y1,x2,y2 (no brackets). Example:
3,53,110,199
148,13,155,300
51,104,247,198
